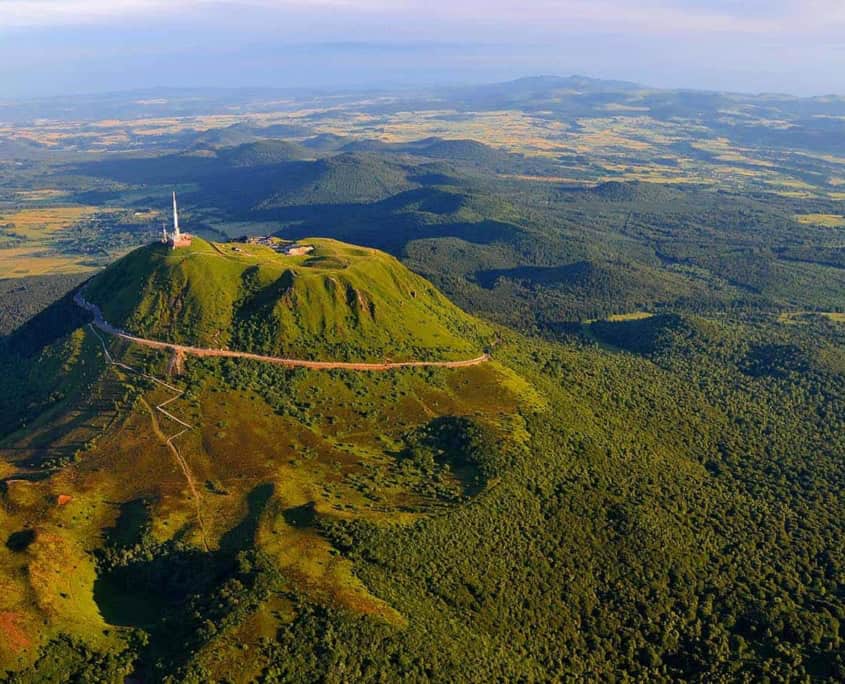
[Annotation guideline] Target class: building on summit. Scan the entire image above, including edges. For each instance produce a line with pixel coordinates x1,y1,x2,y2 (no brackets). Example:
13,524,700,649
161,192,192,249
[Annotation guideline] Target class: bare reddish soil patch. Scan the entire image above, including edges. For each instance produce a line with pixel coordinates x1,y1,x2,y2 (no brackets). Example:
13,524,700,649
0,612,31,652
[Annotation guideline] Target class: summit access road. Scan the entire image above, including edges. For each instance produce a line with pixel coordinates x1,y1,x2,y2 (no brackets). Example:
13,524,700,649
74,290,491,371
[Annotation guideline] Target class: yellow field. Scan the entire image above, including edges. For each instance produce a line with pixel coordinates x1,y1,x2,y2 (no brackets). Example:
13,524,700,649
13,190,71,202
606,311,655,322
795,213,845,228
583,311,654,325
778,311,845,324
777,190,817,199
130,209,161,221
498,173,590,185
0,206,95,239
0,205,102,278
0,247,94,278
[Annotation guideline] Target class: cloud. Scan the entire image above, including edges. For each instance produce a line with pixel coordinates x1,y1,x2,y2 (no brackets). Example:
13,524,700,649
2,0,845,96
0,0,404,27
436,0,845,35
1,0,163,25
3,0,844,34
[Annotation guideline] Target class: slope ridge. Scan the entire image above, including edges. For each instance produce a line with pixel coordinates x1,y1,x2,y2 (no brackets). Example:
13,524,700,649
84,237,492,362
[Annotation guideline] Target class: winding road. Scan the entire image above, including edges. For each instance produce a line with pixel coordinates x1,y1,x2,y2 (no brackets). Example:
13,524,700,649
74,290,490,371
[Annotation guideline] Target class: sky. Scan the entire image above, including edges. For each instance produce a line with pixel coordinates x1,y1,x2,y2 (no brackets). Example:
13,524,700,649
2,0,845,98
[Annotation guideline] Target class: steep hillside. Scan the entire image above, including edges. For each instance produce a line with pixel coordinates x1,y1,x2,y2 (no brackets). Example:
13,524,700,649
0,238,529,681
84,237,491,361
342,137,519,168
214,140,311,167
255,153,416,208
1,288,841,682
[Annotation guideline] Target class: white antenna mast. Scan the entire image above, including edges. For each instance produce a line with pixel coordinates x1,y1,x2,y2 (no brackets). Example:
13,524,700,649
172,191,180,239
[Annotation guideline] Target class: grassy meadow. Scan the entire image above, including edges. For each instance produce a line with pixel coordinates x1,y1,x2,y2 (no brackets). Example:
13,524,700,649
85,238,493,362
0,314,531,678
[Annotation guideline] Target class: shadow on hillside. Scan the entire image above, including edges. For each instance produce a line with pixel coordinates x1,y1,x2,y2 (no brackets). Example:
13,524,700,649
88,486,276,682
219,482,275,553
3,287,92,357
398,416,495,498
269,202,525,254
95,544,224,629
474,262,595,290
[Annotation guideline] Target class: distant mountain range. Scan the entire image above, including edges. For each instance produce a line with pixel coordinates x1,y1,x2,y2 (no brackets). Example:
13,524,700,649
3,75,845,124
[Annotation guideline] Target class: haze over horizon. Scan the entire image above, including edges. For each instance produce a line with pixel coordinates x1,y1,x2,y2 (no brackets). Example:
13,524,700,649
3,0,845,99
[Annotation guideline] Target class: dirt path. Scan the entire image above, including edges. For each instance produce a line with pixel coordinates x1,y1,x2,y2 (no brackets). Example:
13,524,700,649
88,324,210,551
74,290,491,371
139,397,209,551
75,283,488,550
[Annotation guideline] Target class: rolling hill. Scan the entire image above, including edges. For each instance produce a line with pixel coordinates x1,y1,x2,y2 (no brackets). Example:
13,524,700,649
83,237,491,362
70,143,845,330
0,235,529,680
341,137,521,168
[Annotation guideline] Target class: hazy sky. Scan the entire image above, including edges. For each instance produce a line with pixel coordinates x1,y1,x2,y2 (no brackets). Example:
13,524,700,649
2,0,844,98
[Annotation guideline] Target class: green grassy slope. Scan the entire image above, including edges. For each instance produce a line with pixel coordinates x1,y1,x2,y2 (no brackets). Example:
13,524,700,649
0,260,525,679
84,237,491,361
1,305,840,682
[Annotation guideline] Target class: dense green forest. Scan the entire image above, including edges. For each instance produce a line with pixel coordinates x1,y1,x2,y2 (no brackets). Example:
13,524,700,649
0,274,86,336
